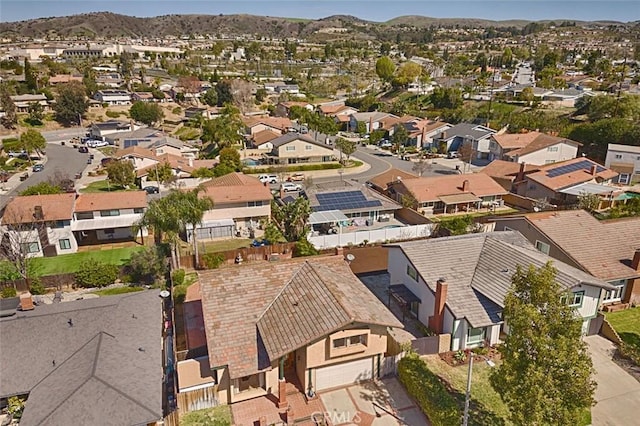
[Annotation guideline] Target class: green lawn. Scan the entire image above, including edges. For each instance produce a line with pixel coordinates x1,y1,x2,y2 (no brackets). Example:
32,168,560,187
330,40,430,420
200,238,252,253
606,307,640,351
422,355,511,423
31,246,145,275
91,286,144,296
80,179,134,193
422,355,591,425
180,405,231,426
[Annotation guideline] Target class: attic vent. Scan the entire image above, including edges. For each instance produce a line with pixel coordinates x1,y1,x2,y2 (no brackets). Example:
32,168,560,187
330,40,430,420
33,205,44,220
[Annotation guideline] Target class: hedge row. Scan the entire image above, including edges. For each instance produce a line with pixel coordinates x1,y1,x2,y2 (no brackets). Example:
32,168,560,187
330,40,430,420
398,354,461,426
243,163,342,174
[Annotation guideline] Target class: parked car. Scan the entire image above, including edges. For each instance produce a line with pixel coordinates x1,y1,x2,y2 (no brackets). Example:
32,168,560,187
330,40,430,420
258,174,279,184
281,182,302,192
78,146,88,153
32,164,44,172
379,140,392,149
8,150,27,158
143,186,160,194
447,151,461,159
86,140,109,148
287,173,305,182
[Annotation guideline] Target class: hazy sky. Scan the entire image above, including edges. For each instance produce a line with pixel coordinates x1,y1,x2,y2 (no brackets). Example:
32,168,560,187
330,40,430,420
1,0,639,23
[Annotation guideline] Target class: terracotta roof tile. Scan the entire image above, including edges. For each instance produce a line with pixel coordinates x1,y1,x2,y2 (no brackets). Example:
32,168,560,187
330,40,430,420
74,191,147,212
480,160,540,179
521,210,640,281
198,256,402,379
2,193,76,224
525,157,618,191
367,168,417,191
199,172,272,204
392,174,508,203
252,129,281,145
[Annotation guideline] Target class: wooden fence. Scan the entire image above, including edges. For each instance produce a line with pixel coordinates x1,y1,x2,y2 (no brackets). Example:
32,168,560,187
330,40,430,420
0,273,76,292
180,242,298,270
177,385,220,412
411,334,451,355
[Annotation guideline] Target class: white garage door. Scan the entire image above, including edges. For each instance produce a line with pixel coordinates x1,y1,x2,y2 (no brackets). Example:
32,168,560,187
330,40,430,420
315,357,373,391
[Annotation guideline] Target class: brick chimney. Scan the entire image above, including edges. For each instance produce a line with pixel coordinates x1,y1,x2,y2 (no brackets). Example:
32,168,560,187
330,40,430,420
515,162,526,182
590,164,598,176
462,179,470,192
20,292,35,311
428,278,448,333
627,249,640,305
335,247,344,257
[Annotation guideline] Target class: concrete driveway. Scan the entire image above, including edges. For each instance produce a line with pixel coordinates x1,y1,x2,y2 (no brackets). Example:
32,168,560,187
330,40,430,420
585,335,640,426
319,377,429,425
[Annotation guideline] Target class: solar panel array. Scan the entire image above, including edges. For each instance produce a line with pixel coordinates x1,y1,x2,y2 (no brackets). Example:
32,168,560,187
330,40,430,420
546,160,606,178
314,190,383,212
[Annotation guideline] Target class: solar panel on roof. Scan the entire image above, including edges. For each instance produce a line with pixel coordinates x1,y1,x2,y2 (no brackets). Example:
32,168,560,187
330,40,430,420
314,190,383,211
546,160,605,178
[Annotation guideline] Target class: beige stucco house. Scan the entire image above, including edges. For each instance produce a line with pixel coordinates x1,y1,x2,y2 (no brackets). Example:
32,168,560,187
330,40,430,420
189,255,402,407
489,131,581,165
267,133,335,165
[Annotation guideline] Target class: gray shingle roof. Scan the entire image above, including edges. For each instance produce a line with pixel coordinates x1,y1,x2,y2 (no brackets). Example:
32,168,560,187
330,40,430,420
270,132,330,150
442,123,495,140
387,232,613,328
198,256,402,379
0,291,163,426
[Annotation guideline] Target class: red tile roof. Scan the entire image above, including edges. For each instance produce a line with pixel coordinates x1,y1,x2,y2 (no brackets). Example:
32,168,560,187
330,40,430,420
74,191,147,212
199,172,272,204
393,173,508,203
2,193,76,224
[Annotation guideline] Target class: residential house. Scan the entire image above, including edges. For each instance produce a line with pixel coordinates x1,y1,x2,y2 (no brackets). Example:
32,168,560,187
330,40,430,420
305,185,403,235
193,255,402,405
0,193,77,257
72,192,148,244
9,94,49,113
0,291,164,426
95,73,124,88
104,127,167,148
366,168,417,195
605,144,640,185
385,231,615,351
243,116,292,136
132,91,155,102
148,137,199,160
274,101,313,118
388,173,508,216
267,133,334,165
489,132,582,165
432,123,496,158
317,103,359,120
513,157,619,207
544,88,591,107
404,119,452,150
197,172,273,237
349,112,398,134
480,160,540,192
492,210,640,306
251,129,281,150
89,120,139,140
48,74,83,85
94,89,131,106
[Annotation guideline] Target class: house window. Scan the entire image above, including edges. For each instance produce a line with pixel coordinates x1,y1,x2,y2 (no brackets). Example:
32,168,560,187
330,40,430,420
603,280,626,303
466,327,486,346
547,146,559,152
618,174,630,184
76,212,94,220
561,291,584,308
134,208,144,214
100,209,120,217
406,265,418,281
535,240,550,255
285,146,295,151
20,242,40,254
52,220,68,229
59,239,71,250
615,154,623,159
305,145,313,150
248,201,263,207
333,334,367,349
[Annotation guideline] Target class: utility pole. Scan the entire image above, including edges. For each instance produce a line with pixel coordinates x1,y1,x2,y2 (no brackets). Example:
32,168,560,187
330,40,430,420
613,54,628,118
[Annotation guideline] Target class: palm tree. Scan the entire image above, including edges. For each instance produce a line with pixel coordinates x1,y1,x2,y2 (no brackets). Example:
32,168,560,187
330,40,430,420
178,188,214,268
136,196,182,269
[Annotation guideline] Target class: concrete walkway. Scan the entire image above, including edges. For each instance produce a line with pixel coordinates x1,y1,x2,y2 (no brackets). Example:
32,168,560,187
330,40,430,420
585,335,640,426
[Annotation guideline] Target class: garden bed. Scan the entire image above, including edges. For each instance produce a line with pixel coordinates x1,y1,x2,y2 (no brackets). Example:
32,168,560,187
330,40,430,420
439,346,502,367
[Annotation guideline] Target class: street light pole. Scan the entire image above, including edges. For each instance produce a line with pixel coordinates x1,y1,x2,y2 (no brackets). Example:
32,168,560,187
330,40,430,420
462,353,474,426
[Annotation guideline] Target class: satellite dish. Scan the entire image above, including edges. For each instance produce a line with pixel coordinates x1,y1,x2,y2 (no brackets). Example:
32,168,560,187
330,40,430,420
345,253,356,262
533,206,540,212
159,290,170,298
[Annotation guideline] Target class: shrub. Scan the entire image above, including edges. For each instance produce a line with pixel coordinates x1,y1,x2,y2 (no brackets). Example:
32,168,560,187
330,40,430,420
243,163,343,174
1,286,17,298
29,278,46,295
74,259,119,288
128,246,167,284
105,110,121,118
173,284,187,304
398,354,461,426
454,350,467,363
172,269,185,286
201,253,225,269
294,237,319,257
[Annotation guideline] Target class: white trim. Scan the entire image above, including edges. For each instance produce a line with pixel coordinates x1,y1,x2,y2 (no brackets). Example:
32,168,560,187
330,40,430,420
179,382,217,393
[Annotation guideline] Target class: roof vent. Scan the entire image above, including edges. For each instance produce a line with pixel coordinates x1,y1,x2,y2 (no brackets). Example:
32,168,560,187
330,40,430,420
33,205,44,221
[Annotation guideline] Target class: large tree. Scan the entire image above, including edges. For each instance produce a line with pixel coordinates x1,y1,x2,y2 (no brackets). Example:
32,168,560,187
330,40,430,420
0,82,17,129
53,81,88,126
271,196,311,242
178,188,213,268
129,101,164,126
105,160,136,188
375,56,396,84
490,262,596,426
201,104,243,150
335,137,357,164
19,129,46,159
